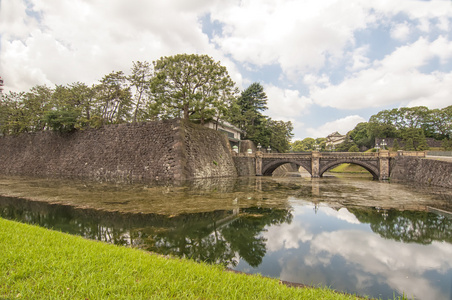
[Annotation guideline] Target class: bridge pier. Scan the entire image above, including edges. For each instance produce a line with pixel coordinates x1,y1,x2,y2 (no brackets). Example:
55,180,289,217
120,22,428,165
311,151,320,178
378,150,390,180
255,152,263,176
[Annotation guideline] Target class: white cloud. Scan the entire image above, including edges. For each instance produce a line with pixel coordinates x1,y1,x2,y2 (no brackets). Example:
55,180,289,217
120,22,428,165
211,0,371,80
1,0,452,139
264,220,313,252
308,37,452,110
390,22,411,41
306,115,366,138
307,230,452,300
0,0,239,92
323,207,361,224
265,85,312,120
347,45,371,71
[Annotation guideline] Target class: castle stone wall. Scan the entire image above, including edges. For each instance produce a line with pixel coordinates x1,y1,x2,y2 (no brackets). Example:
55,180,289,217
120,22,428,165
0,120,237,182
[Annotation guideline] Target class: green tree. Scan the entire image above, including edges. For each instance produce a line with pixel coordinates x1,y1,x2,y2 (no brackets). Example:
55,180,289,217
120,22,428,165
348,144,359,152
442,139,452,150
128,61,153,123
22,85,54,132
43,110,78,133
427,106,452,139
404,138,415,151
230,82,268,140
151,54,236,124
0,91,27,134
348,122,373,148
315,137,327,151
268,120,293,153
93,71,132,125
392,139,400,151
416,131,429,151
291,137,315,152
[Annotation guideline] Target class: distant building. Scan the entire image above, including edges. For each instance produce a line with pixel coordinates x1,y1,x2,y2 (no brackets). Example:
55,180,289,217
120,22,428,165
325,131,346,149
204,120,242,148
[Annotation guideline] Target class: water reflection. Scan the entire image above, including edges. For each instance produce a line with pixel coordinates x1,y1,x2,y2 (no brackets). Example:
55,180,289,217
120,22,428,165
0,176,451,300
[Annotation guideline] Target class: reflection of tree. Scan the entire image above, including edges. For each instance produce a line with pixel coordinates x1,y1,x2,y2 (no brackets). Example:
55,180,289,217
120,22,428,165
142,208,293,267
140,212,237,266
350,208,452,244
0,197,293,268
221,208,292,267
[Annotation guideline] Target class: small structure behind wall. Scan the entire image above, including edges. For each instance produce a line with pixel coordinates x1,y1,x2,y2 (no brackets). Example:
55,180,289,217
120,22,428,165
204,120,243,150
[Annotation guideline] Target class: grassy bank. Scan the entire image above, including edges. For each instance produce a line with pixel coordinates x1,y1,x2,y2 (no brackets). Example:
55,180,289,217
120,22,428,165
0,218,368,299
329,163,369,174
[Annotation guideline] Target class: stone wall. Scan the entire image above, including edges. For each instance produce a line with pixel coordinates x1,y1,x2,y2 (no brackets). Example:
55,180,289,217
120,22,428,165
0,119,237,182
232,155,255,176
390,157,452,188
179,121,237,179
272,163,299,176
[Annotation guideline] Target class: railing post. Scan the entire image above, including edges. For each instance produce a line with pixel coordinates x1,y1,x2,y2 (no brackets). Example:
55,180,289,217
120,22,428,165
378,150,390,180
255,151,263,176
311,151,320,178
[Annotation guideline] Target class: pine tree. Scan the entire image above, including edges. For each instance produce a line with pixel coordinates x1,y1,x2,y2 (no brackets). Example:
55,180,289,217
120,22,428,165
392,139,400,151
404,138,415,151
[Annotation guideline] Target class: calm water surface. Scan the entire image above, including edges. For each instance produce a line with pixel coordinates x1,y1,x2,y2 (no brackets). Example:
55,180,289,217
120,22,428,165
0,175,451,300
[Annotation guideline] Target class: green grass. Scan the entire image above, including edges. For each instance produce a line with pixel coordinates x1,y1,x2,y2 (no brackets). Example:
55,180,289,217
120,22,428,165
0,218,371,299
329,163,369,174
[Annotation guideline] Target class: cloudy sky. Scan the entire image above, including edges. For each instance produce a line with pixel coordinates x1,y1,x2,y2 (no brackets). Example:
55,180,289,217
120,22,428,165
1,0,452,140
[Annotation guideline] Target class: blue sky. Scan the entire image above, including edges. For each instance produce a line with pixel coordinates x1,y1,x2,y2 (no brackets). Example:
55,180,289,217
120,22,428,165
1,0,451,140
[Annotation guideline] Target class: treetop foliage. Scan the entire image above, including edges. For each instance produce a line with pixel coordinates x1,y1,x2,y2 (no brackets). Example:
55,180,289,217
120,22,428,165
291,105,451,152
0,54,293,152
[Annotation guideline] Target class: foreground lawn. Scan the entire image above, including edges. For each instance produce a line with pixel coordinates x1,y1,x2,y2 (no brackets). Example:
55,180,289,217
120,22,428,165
0,218,368,299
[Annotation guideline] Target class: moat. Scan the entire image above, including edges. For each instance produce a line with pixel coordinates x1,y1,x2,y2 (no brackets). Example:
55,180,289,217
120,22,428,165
0,174,451,300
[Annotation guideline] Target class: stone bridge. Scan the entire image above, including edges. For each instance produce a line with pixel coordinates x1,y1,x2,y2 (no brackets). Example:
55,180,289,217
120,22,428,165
246,150,418,180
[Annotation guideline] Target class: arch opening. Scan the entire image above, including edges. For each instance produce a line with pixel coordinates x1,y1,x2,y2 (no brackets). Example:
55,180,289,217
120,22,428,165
319,161,379,179
262,160,311,176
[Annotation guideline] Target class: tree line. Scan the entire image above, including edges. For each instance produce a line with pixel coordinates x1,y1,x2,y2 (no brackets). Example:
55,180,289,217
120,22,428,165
291,105,452,152
0,54,293,152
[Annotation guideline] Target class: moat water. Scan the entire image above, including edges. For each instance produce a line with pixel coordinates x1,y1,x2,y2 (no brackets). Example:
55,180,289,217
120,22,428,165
0,174,451,300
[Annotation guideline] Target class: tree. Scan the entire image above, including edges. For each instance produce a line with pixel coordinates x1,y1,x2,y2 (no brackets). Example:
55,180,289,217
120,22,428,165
291,137,315,152
442,139,452,151
93,71,132,125
404,138,415,151
231,82,268,137
43,109,78,133
128,61,153,123
392,139,400,151
427,106,452,139
0,91,27,134
23,85,54,132
348,145,359,152
349,122,372,149
416,131,429,151
151,54,236,124
268,120,293,153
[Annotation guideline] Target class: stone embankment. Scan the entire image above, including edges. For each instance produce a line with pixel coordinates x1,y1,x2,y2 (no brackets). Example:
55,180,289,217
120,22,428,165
390,156,452,188
0,119,237,182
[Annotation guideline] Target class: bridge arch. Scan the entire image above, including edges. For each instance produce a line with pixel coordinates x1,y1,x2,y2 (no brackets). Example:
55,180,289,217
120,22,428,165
319,160,379,179
262,160,312,176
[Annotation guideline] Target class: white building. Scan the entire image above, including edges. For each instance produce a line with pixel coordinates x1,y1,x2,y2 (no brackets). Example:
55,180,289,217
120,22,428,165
325,131,346,149
204,120,242,147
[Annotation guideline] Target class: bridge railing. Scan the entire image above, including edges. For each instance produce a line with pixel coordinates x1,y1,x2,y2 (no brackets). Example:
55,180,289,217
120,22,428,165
394,151,426,157
319,152,377,157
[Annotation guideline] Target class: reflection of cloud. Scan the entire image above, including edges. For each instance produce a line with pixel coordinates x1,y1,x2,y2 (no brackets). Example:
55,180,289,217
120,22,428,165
264,220,313,252
307,230,452,300
322,207,361,224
